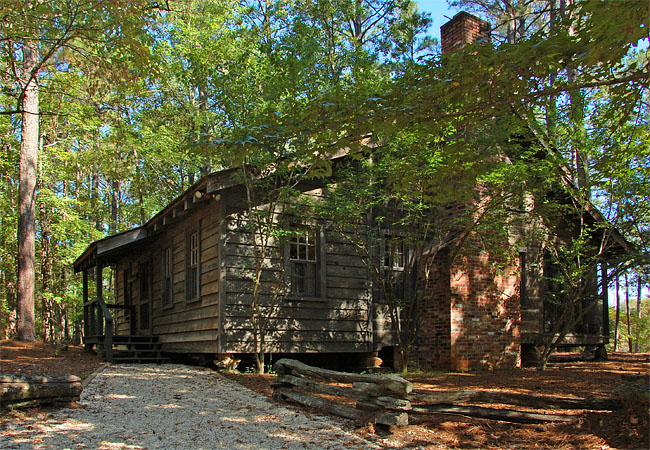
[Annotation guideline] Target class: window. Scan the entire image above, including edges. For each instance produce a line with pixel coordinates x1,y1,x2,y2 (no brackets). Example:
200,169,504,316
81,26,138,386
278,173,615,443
122,269,131,316
186,229,201,301
383,236,406,301
543,251,565,332
162,247,173,307
286,227,326,299
384,238,405,271
289,230,318,296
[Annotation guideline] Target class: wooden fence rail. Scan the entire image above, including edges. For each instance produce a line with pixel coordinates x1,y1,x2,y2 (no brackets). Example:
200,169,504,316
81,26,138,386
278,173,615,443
272,358,413,427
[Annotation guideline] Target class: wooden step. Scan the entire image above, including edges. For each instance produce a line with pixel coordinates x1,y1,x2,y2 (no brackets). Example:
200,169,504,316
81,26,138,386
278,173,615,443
96,334,169,364
113,355,171,364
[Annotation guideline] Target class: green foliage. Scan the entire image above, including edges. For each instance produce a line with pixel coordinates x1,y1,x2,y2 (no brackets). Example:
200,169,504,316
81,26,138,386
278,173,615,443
608,300,650,353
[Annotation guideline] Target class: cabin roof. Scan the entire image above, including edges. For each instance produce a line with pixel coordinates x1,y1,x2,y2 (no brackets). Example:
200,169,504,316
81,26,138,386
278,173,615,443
72,167,242,272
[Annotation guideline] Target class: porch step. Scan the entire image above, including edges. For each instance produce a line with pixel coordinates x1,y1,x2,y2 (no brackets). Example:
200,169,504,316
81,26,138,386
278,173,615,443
112,351,171,364
98,335,169,364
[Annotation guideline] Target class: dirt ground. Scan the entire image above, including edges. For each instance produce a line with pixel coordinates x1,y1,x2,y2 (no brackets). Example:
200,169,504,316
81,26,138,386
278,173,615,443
226,354,649,450
1,341,648,450
0,340,105,380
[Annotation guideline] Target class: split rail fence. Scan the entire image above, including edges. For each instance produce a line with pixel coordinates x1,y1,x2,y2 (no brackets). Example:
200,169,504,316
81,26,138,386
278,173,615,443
271,359,625,426
272,358,413,426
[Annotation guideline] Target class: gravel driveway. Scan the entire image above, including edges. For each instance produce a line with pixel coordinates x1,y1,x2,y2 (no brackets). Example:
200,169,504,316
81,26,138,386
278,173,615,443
1,364,380,449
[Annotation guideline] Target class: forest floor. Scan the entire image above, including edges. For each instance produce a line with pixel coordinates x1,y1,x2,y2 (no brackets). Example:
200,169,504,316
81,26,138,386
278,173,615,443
1,340,648,449
225,354,649,450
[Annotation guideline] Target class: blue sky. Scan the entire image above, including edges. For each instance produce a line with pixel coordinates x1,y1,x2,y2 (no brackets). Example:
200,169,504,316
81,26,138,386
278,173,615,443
416,0,458,42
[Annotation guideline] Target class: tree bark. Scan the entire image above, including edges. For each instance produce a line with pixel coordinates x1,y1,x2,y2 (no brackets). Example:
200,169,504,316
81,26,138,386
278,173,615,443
16,37,39,342
625,273,632,352
274,359,413,396
39,189,53,342
111,146,121,233
614,275,620,352
635,276,641,352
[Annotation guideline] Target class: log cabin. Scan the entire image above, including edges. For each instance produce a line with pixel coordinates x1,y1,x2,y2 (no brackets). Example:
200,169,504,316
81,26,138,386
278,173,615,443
72,157,623,370
72,12,627,370
73,166,396,366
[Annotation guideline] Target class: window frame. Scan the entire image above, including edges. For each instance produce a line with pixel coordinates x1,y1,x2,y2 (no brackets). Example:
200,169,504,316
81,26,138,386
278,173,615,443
284,225,327,301
185,224,202,303
162,246,174,309
380,231,411,303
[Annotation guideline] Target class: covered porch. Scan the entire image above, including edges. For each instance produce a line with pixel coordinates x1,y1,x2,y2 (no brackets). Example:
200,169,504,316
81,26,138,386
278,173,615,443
73,227,166,363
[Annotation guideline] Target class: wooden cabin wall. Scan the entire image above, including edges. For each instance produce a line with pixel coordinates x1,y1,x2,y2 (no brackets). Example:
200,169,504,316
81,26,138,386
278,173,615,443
151,201,222,353
111,200,223,353
221,192,375,354
114,263,134,336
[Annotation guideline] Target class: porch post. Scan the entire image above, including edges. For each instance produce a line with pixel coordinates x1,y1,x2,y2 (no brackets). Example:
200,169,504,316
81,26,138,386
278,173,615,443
82,268,89,348
96,262,103,337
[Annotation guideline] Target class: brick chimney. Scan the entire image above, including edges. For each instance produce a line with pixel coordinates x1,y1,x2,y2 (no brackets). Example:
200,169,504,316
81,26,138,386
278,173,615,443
440,12,491,54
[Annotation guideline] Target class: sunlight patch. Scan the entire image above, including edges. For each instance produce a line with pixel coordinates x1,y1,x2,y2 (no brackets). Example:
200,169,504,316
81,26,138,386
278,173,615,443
220,416,249,424
145,403,183,409
104,393,137,399
98,440,143,450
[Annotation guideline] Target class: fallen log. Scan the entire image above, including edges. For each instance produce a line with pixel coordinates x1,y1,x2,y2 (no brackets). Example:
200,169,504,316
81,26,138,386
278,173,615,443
352,382,399,397
274,374,411,409
411,404,576,424
274,387,410,426
273,374,364,399
274,387,364,421
274,359,413,396
1,374,82,409
410,389,619,411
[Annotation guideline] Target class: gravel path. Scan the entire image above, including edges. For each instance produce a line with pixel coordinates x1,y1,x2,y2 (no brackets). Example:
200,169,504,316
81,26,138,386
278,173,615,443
0,364,381,450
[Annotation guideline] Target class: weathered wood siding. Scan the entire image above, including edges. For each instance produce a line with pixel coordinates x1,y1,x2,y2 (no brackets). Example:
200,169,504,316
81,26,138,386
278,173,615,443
109,186,390,355
221,195,374,354
114,263,133,337
152,203,221,352
112,200,222,353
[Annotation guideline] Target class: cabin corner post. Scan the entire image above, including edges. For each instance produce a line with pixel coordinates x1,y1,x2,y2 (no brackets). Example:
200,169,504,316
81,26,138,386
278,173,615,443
217,199,227,353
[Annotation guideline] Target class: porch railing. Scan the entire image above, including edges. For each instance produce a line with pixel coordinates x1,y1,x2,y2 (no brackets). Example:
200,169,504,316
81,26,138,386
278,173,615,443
83,298,133,363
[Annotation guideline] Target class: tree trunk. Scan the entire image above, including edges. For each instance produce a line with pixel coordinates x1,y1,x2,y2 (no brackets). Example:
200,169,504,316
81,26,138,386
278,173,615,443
635,277,641,352
1,374,82,409
16,37,39,342
111,180,119,233
625,273,632,352
505,0,516,43
614,275,620,352
2,274,17,339
40,194,53,342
